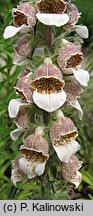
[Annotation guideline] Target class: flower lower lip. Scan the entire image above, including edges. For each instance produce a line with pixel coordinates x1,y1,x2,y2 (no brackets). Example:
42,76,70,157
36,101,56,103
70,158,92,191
36,13,69,27
33,90,66,112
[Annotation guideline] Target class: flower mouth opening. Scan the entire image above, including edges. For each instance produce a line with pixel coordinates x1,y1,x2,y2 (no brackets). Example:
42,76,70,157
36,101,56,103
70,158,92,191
20,149,48,161
31,77,64,93
66,53,83,68
37,0,66,14
15,87,29,101
13,11,28,27
54,131,78,146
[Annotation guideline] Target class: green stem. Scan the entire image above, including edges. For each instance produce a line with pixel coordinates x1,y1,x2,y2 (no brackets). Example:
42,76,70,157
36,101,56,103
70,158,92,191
40,176,45,199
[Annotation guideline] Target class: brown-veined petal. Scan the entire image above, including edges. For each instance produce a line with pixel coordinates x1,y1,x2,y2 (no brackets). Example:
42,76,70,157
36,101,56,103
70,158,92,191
19,157,47,179
50,110,78,145
37,0,67,14
20,127,49,159
15,72,33,103
57,41,83,71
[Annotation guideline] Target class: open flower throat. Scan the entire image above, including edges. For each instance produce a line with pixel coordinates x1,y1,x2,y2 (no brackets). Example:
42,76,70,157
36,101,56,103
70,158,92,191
66,53,83,68
37,0,66,14
31,58,65,93
12,2,36,27
13,11,28,26
31,77,64,93
21,150,47,162
54,131,78,146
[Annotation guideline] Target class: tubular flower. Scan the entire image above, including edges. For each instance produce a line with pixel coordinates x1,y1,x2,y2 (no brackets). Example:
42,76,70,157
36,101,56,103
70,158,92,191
31,58,66,112
57,40,83,71
8,68,34,141
50,110,80,162
64,78,83,119
11,127,49,185
3,2,36,39
20,127,49,160
36,0,69,27
66,4,81,28
15,127,49,184
57,40,89,86
65,4,89,39
13,38,33,66
8,98,29,141
14,34,32,57
62,155,83,188
15,71,33,103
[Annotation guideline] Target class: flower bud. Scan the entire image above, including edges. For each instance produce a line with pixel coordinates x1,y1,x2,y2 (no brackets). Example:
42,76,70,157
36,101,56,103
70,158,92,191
19,156,47,179
15,107,29,131
62,155,82,188
15,34,32,57
66,4,81,28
